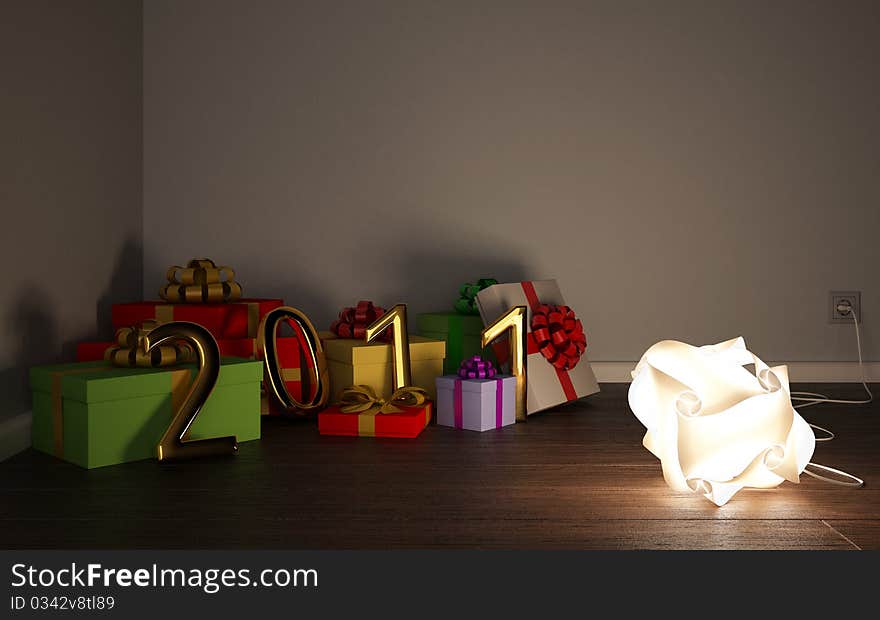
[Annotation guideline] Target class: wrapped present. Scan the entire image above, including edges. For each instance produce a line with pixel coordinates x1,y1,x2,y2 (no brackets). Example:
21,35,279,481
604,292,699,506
318,386,432,438
321,334,446,403
436,356,516,431
417,312,493,374
79,337,268,361
29,358,262,469
476,280,599,415
111,298,283,341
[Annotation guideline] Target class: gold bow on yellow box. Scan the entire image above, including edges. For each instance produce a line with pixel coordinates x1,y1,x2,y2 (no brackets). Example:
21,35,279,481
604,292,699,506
159,258,242,303
105,320,195,368
338,385,429,415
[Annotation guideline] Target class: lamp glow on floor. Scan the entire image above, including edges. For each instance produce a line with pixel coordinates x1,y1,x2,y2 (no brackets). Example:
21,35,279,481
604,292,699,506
628,337,815,506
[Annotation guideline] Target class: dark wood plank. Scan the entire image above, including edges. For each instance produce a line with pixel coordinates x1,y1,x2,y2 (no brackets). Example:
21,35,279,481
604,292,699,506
0,517,853,550
1,383,878,549
824,521,880,550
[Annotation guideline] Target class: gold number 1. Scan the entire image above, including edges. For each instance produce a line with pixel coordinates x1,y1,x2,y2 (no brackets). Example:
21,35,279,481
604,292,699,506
481,305,527,421
365,304,412,390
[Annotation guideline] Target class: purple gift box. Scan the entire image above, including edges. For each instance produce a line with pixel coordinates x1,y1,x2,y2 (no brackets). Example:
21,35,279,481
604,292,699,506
435,356,516,432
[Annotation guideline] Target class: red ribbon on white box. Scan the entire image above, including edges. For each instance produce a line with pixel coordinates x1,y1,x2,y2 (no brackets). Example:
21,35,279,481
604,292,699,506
478,279,599,414
520,281,579,402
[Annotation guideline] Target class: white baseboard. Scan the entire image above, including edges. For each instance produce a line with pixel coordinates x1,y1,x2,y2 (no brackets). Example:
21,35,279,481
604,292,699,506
0,411,31,462
592,361,880,383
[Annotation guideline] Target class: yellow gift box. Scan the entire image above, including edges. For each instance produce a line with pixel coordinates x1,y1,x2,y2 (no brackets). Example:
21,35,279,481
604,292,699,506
321,334,446,403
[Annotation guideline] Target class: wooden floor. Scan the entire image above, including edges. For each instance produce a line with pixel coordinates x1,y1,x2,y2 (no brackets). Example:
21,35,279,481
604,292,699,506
2,383,878,550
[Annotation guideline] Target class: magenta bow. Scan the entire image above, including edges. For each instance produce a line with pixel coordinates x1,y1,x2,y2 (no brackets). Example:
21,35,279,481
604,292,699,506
458,355,497,379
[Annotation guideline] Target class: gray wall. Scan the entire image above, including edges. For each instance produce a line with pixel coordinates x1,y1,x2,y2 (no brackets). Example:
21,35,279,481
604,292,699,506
144,0,880,362
0,0,143,429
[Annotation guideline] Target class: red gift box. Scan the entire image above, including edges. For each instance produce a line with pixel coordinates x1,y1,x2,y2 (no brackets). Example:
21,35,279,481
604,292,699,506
217,337,307,411
76,341,114,363
258,316,323,416
77,336,297,364
76,334,308,415
318,402,432,438
111,298,283,340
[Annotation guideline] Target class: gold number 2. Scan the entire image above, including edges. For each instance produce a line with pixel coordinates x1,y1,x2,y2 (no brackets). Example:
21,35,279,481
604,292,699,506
258,306,330,414
143,321,238,461
481,306,528,421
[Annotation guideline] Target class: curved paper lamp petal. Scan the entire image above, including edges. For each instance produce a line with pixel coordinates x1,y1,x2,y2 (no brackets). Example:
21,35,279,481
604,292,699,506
629,337,815,506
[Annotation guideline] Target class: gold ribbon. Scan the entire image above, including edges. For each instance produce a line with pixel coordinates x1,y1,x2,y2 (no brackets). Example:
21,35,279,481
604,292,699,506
338,385,429,437
155,305,175,323
104,320,195,368
51,366,114,457
159,258,242,303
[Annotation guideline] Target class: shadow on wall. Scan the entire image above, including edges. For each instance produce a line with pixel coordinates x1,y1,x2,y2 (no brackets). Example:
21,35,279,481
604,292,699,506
387,248,529,325
95,237,143,340
0,237,142,425
261,248,529,332
269,279,336,333
0,286,60,424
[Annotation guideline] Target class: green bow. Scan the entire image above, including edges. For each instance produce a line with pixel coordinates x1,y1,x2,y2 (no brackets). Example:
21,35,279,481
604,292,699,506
454,278,498,315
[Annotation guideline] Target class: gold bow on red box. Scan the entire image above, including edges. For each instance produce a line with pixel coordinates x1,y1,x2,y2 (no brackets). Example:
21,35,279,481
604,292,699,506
159,258,242,303
334,385,431,437
105,320,195,368
338,384,429,415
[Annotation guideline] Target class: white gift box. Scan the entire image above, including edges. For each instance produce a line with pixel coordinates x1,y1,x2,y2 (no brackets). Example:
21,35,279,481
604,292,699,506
475,279,599,415
436,375,516,431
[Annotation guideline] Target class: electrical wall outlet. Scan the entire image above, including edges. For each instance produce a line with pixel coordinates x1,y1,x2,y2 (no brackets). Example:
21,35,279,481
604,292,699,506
829,291,861,323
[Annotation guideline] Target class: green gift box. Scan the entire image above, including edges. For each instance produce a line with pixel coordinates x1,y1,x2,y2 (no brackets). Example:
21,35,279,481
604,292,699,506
416,312,494,375
29,358,262,469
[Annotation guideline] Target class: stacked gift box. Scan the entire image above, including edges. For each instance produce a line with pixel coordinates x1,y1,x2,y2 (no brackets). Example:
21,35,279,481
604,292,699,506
416,279,497,375
31,258,286,467
76,298,313,414
316,301,445,439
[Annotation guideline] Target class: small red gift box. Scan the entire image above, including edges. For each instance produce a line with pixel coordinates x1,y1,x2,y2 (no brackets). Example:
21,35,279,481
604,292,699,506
318,402,432,438
111,298,283,340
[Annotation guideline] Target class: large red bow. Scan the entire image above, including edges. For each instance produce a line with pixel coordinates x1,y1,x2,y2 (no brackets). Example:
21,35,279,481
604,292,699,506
330,300,390,340
530,304,586,370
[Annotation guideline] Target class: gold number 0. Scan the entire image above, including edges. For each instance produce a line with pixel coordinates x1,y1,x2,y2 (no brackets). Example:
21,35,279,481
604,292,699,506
481,306,528,422
258,306,330,414
143,321,238,461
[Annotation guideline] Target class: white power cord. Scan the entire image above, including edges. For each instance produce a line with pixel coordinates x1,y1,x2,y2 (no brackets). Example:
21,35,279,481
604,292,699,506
788,307,872,487
791,306,873,411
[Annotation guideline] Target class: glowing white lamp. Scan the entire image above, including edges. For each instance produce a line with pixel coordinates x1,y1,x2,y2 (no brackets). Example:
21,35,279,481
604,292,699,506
628,337,815,506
